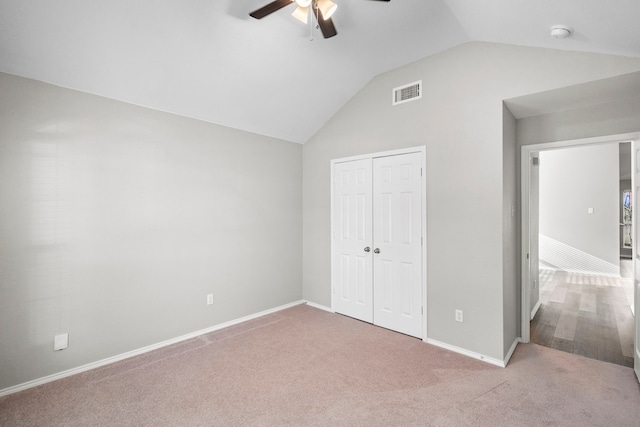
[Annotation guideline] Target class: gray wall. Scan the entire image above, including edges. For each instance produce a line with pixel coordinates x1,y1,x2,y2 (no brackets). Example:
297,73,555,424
539,145,620,275
517,97,640,146
514,82,640,340
0,72,302,390
502,105,519,353
4,42,640,391
302,42,640,361
529,154,540,316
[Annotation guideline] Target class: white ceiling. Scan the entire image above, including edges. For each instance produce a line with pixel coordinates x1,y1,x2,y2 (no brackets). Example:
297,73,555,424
1,0,639,143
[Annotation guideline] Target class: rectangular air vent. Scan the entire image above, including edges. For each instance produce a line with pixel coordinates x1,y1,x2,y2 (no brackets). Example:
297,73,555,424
392,80,422,106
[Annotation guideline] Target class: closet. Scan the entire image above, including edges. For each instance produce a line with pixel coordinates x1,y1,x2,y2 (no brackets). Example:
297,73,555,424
331,148,425,338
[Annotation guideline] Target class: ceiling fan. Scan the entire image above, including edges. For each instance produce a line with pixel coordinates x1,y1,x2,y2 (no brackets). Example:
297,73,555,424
249,0,390,39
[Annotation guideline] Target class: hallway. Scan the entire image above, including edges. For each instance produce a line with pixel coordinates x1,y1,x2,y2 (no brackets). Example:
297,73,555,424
530,260,634,367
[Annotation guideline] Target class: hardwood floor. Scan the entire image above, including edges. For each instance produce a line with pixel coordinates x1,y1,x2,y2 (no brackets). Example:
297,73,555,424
530,260,634,367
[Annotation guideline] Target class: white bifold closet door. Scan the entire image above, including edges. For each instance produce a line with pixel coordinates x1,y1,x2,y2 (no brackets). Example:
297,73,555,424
333,158,374,323
333,152,423,338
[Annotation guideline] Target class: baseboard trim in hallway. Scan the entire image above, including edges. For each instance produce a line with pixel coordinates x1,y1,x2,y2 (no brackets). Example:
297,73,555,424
531,300,542,320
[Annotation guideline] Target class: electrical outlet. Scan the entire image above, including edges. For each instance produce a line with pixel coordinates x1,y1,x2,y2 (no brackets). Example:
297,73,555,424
207,293,214,305
455,310,463,323
54,333,69,351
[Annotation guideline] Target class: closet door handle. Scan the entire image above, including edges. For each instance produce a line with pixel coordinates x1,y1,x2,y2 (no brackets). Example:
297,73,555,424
374,248,380,254
364,247,371,253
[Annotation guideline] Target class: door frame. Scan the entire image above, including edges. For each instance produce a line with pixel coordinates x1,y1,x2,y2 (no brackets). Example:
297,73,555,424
330,145,427,340
632,141,640,380
521,132,639,344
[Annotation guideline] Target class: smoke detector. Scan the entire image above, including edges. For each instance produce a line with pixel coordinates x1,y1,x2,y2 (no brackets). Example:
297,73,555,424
550,25,573,39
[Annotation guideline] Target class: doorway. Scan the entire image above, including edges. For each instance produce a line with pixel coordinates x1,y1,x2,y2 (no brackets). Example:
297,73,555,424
521,134,640,373
330,146,427,339
530,260,634,366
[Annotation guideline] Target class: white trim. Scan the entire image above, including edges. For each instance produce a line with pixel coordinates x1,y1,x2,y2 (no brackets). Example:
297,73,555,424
543,268,621,278
304,300,333,313
330,146,428,340
331,146,426,165
0,300,305,398
521,147,532,343
521,132,640,344
539,234,620,277
330,156,336,316
503,338,521,367
530,300,542,321
421,148,428,343
636,348,640,382
426,338,507,368
634,140,640,382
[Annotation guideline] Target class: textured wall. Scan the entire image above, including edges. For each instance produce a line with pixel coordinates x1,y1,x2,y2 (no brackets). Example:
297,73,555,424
539,144,620,275
303,42,640,361
0,73,302,390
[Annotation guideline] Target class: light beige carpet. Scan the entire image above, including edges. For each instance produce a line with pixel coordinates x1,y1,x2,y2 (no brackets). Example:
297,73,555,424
2,304,639,426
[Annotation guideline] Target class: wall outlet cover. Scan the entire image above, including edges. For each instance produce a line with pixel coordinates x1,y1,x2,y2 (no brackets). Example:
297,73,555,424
54,333,69,351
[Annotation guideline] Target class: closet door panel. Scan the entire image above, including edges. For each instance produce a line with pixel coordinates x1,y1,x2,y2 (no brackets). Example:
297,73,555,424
332,159,373,323
372,153,423,338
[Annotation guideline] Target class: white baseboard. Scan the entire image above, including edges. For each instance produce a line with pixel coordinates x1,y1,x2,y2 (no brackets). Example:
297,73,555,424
303,300,333,313
540,234,621,277
530,300,542,320
0,300,305,398
503,338,521,367
425,338,509,368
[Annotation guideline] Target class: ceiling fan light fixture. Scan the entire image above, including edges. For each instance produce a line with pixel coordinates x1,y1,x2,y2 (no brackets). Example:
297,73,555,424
295,0,312,7
292,5,309,24
317,0,337,19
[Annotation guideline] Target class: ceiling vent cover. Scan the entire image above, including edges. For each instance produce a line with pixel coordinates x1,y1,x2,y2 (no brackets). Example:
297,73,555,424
392,80,422,106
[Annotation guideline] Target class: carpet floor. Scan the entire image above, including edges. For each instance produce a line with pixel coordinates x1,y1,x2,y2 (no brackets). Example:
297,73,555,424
1,304,640,426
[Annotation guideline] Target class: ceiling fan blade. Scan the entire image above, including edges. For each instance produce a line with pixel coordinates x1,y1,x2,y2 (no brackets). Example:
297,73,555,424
316,13,337,39
249,0,293,19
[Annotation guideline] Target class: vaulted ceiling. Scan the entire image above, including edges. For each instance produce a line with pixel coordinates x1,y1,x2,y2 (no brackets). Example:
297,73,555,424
1,0,639,143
